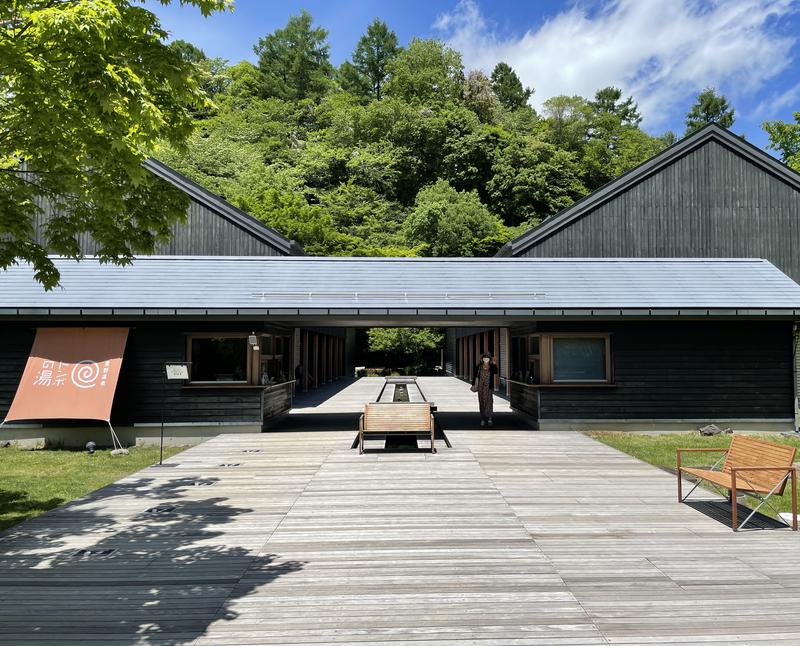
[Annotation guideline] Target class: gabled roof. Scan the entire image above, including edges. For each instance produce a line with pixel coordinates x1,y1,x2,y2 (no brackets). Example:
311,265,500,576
144,158,304,256
496,123,800,257
2,256,800,319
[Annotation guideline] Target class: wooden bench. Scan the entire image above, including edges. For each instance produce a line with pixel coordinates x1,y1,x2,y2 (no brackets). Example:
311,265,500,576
359,402,435,454
677,435,797,531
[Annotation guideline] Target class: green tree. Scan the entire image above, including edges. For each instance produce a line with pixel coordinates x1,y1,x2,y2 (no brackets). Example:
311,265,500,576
319,183,417,256
540,95,592,152
685,87,735,135
763,112,800,170
384,38,464,105
367,327,444,366
490,62,532,111
582,88,661,189
168,39,207,63
223,61,264,104
344,19,399,100
403,180,506,256
169,40,228,114
337,61,370,99
254,10,334,101
590,86,641,125
463,70,500,123
660,130,678,147
488,137,587,226
0,0,231,289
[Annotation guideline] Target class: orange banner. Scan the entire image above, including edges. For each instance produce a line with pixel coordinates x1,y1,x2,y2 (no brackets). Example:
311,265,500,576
5,328,129,423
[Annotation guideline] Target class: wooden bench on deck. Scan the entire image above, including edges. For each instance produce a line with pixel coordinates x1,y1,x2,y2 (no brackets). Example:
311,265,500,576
677,435,797,531
359,402,435,454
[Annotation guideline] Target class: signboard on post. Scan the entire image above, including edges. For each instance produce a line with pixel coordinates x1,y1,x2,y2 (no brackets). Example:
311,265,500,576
159,362,190,465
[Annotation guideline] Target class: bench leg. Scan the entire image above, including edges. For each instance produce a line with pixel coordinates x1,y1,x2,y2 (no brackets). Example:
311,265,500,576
792,469,798,531
731,475,738,532
677,468,682,502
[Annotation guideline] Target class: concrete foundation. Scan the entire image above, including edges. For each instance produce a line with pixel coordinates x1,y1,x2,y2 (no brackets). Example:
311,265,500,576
0,422,262,448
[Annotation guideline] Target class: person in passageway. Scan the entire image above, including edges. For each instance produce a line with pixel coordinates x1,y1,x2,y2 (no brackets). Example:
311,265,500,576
472,352,497,427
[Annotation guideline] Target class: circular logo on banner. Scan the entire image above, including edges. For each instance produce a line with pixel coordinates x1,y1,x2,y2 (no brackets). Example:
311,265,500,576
71,360,100,389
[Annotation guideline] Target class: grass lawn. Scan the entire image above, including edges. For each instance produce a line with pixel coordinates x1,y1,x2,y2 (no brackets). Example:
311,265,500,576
0,445,185,532
588,432,800,518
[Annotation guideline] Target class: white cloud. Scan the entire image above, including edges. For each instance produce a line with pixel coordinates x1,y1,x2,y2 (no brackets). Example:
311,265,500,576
753,81,800,118
434,0,797,130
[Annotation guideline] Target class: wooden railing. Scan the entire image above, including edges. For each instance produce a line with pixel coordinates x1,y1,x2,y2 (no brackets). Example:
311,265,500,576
506,379,540,420
261,380,296,424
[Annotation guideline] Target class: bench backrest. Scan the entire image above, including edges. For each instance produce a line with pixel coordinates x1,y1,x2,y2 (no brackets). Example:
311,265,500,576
722,435,796,493
364,402,432,432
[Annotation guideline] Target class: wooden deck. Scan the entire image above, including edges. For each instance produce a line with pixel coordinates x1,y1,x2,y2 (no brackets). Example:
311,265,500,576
2,379,800,644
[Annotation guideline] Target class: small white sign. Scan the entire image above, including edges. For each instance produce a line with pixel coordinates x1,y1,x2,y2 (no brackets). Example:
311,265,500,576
165,364,189,380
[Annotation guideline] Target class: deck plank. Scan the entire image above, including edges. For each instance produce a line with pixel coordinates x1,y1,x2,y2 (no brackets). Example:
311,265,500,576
2,378,799,644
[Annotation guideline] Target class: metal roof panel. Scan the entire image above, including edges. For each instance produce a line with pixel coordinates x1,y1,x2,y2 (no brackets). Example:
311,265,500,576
1,256,799,316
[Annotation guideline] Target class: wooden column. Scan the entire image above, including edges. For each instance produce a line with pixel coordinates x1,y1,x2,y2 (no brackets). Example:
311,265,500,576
302,330,309,392
312,333,319,389
494,328,500,390
323,335,329,383
327,335,332,382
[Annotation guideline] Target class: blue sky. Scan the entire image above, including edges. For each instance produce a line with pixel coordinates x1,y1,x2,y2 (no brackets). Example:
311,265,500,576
146,0,800,152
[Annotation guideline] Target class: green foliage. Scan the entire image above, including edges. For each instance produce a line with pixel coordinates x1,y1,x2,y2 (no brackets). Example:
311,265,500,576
169,38,207,63
384,38,464,105
404,180,509,256
590,86,641,125
157,19,669,255
488,137,587,226
763,111,800,170
367,327,444,359
0,0,232,288
343,19,399,101
254,10,334,101
685,87,735,135
463,70,500,123
490,62,532,111
540,95,593,152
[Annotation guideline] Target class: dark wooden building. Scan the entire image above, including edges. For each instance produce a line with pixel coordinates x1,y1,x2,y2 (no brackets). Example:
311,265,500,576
497,124,800,284
1,256,799,445
33,158,304,257
3,142,800,446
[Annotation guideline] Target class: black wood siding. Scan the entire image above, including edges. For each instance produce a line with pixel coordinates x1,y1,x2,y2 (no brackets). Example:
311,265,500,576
0,324,264,425
0,327,35,419
527,321,794,420
113,327,263,425
32,195,285,257
518,140,800,283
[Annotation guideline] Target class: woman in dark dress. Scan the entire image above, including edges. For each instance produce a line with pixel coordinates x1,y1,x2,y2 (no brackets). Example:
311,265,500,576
473,352,498,427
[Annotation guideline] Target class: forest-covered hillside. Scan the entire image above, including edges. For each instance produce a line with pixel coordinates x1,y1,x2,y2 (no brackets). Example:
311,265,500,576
158,11,685,257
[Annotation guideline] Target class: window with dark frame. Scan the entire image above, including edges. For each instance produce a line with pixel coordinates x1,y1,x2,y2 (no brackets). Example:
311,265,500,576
509,333,611,385
189,336,249,384
552,336,608,382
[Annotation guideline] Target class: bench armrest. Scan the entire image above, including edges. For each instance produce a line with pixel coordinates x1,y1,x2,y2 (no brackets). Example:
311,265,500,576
677,447,728,470
677,448,729,453
730,466,796,473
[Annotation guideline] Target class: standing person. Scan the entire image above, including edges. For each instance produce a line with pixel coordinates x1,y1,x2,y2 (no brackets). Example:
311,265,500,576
472,352,497,427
